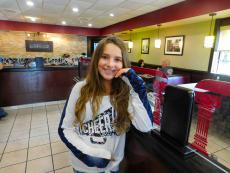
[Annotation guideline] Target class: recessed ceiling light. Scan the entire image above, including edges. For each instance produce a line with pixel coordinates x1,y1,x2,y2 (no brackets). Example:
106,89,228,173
72,8,79,12
62,21,66,25
30,17,36,22
110,13,114,17
88,23,92,27
26,1,34,6
25,16,37,22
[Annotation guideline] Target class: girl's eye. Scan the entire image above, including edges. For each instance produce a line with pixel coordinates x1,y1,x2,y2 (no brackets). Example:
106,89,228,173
101,55,108,59
115,58,122,62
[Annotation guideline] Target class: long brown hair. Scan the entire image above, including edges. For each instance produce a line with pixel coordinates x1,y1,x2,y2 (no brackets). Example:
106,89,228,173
74,36,131,134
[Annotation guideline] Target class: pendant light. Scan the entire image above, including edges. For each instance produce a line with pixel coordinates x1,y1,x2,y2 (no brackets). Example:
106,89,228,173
128,30,133,49
204,13,216,48
155,24,161,48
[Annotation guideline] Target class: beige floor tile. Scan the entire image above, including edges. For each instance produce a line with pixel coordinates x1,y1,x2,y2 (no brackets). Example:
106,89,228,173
32,104,46,109
26,156,53,173
207,142,223,153
47,111,60,117
0,149,27,168
8,131,29,142
50,132,61,143
31,116,47,122
215,148,230,162
51,141,68,154
28,144,51,160
0,162,26,173
46,105,59,112
49,126,58,134
30,122,47,129
11,126,30,133
53,152,71,170
0,128,11,135
0,134,9,143
30,127,49,137
17,107,32,114
4,138,28,153
29,134,50,147
32,108,46,113
55,166,73,173
208,135,230,148
217,157,230,170
0,142,6,154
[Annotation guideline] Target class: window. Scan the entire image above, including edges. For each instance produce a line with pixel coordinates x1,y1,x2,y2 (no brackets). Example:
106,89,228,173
211,25,230,75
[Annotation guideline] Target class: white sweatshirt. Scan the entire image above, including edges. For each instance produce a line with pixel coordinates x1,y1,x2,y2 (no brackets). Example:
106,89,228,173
58,69,153,173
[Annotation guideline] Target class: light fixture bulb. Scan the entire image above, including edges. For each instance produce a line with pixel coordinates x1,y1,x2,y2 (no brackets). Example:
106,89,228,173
128,41,133,49
155,39,161,48
204,13,216,48
155,24,161,48
26,1,34,6
72,8,79,12
204,36,215,48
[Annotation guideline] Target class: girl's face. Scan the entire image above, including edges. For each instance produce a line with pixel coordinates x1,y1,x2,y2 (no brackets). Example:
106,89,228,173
98,43,123,81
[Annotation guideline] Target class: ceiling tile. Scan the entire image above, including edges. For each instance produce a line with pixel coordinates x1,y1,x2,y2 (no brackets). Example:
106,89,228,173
68,0,94,10
43,3,66,13
17,0,43,10
0,0,190,28
43,0,69,5
0,0,18,9
119,1,144,10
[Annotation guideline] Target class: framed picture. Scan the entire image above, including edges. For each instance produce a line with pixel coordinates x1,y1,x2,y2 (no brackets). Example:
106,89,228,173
164,35,185,56
141,38,150,54
25,40,53,52
123,40,132,53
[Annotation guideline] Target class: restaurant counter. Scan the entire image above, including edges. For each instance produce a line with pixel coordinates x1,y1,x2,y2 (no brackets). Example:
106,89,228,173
0,66,78,106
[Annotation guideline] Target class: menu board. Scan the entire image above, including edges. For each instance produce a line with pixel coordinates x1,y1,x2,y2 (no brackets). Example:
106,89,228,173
25,40,53,52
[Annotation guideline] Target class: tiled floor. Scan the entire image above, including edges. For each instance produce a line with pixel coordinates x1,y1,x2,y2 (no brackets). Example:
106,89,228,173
0,101,230,173
0,101,73,173
189,119,230,169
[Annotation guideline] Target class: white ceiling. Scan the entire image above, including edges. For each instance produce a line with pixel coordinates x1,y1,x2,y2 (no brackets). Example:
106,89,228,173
0,0,185,28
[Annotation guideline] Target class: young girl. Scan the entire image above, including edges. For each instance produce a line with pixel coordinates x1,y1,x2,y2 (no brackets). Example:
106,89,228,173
58,36,153,173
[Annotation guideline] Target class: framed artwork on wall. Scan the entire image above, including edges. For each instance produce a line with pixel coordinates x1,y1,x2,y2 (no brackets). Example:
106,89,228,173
124,40,131,53
25,40,53,52
164,35,185,56
141,38,150,54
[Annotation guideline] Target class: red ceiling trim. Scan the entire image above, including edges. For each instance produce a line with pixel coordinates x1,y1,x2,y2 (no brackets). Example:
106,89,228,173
0,20,100,36
0,0,230,36
101,0,230,35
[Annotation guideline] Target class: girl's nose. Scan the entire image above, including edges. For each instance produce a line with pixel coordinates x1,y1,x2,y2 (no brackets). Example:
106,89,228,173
107,58,114,67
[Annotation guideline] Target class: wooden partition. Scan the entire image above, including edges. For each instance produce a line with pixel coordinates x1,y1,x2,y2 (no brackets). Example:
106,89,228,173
0,67,78,106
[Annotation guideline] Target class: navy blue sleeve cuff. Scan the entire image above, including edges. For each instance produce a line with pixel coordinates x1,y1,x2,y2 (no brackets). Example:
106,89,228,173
124,69,153,122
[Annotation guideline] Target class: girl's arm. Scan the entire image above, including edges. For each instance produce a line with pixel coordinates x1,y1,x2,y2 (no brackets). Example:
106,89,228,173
58,83,111,168
116,68,153,132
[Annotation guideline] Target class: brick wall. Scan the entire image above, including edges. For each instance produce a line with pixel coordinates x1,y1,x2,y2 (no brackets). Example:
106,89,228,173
0,30,87,58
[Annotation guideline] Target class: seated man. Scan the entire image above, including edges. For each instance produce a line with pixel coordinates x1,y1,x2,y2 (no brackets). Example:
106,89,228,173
0,58,7,119
158,59,173,75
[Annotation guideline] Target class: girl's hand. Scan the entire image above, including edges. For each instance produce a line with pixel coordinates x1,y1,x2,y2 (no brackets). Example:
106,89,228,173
115,68,130,78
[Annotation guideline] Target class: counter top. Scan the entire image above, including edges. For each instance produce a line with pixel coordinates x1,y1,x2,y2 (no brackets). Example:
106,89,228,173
2,65,78,72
